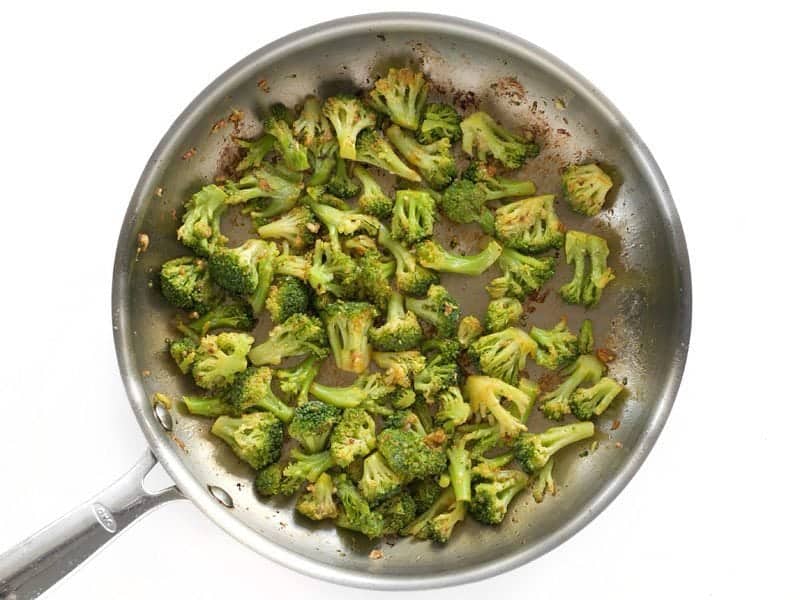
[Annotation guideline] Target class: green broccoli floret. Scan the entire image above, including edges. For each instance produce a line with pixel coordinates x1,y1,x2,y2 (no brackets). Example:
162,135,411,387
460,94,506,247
559,230,615,307
188,299,255,336
310,202,380,242
373,350,426,388
292,96,327,149
569,376,624,420
530,317,579,371
320,300,378,373
211,412,284,469
325,156,360,198
272,244,311,281
369,291,423,352
485,297,523,333
359,451,404,505
344,234,378,257
265,276,310,324
464,161,537,198
435,386,472,431
416,239,502,276
309,373,394,414
375,492,417,534
391,190,437,245
254,462,291,497
405,284,461,338
209,239,276,295
440,179,495,233
276,355,321,405
446,426,494,502
377,225,439,297
329,409,376,467
386,124,456,190
420,338,462,362
417,103,461,144
377,422,448,481
191,332,253,390
457,315,483,348
469,467,529,525
334,473,384,538
468,327,537,385
460,111,538,169
401,486,466,543
413,353,458,403
288,400,340,452
494,194,564,254
308,240,359,299
531,458,556,503
562,163,613,217
256,206,319,251
160,257,220,313
368,67,428,130
578,319,594,355
322,95,376,160
385,387,417,409
227,366,294,423
177,185,229,256
263,105,309,171
169,336,197,374
356,130,421,182
248,313,328,366
182,394,231,417
352,165,393,219
226,164,305,208
296,472,338,520
464,375,534,441
410,478,441,515
513,422,595,473
280,448,336,494
487,247,556,300
235,135,274,172
539,354,605,420
356,249,396,311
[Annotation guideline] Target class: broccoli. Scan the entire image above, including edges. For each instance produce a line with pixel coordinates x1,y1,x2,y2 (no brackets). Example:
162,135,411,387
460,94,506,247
562,163,613,217
445,426,497,502
310,373,394,413
329,409,376,467
457,315,483,348
463,161,537,199
235,135,274,172
227,366,294,423
248,313,328,366
386,124,456,190
310,202,380,242
460,111,538,169
488,246,556,300
263,105,309,171
182,394,231,417
468,327,537,385
417,103,461,144
326,156,360,198
569,377,624,420
276,355,321,405
169,336,197,374
439,179,496,233
254,462,290,497
485,297,523,333
226,164,305,208
281,448,336,494
529,317,579,371
578,319,594,355
435,386,472,431
356,129,421,182
405,284,461,338
177,185,229,256
401,486,466,543
469,467,529,525
413,353,458,403
494,194,565,254
539,354,605,420
322,95,377,160
160,256,220,313
308,240,359,298
265,276,309,324
334,473,384,538
463,375,534,441
359,451,405,505
292,96,328,149
375,492,417,534
343,234,378,257
531,458,556,503
391,189,437,244
296,472,338,520
420,337,461,362
288,400,340,452
409,478,441,515
368,67,428,130
416,239,502,276
369,291,423,352
191,332,253,390
188,300,255,336
211,412,284,469
386,387,417,409
513,422,595,472
273,244,311,281
320,300,378,373
377,421,448,481
352,165,393,219
372,351,426,388
256,206,319,251
355,248,395,311
208,239,276,295
559,230,615,307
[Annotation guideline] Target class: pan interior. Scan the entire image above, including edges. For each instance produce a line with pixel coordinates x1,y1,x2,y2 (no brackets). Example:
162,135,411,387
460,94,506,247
114,15,689,587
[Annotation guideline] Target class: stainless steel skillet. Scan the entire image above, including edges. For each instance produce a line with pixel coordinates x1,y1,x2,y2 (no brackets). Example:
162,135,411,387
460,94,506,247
0,13,691,598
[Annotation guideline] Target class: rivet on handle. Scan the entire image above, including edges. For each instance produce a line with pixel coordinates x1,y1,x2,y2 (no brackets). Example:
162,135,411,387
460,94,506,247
207,485,234,508
152,402,173,432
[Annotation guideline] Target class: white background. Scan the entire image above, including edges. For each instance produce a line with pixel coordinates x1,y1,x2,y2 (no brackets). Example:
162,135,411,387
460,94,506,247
1,1,796,598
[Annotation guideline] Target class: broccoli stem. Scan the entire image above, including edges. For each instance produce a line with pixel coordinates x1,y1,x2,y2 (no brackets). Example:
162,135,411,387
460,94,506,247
446,446,472,502
538,422,595,456
183,395,230,417
309,381,362,408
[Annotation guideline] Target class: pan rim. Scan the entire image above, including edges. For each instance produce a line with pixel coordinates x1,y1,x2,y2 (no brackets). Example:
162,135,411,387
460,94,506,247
112,12,691,590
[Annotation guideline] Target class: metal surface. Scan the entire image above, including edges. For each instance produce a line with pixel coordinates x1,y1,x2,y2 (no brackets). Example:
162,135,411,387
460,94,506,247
1,12,691,596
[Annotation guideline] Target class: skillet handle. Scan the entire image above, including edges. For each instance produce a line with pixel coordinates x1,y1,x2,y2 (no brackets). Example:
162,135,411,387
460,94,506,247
0,450,184,600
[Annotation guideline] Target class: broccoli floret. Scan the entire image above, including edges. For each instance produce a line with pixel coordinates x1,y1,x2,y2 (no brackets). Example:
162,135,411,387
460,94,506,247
355,130,421,182
169,336,197,374
539,354,605,420
248,313,328,366
413,354,458,403
292,96,328,149
485,297,523,333
325,156,360,198
209,239,276,295
562,163,613,217
368,67,428,130
320,300,377,373
322,95,376,160
435,386,471,431
578,319,594,355
281,448,336,494
494,194,564,253
410,478,441,515
355,249,396,311
254,462,291,497
377,225,439,296
191,332,253,390
188,300,255,336
531,458,556,503
530,317,579,371
401,486,465,543
369,291,423,352
487,246,556,300
464,375,534,441
256,206,318,251
352,165,393,219
391,189,437,244
377,423,447,481
359,451,404,505
559,230,615,307
417,103,461,144
329,409,376,467
276,355,321,405
373,350,426,387
177,185,229,256
460,111,538,169
420,338,461,363
211,412,284,469
406,284,461,338
182,394,231,417
469,467,529,525
375,492,417,534
296,472,338,521
288,400,340,452
468,327,537,385
226,164,305,208
310,202,380,242
309,373,394,414
457,315,483,348
513,422,595,473
160,257,220,313
308,240,359,299
265,276,309,324
445,424,501,502
386,125,456,190
416,239,502,276
464,161,537,199
272,245,311,282
569,376,624,420
235,135,274,172
227,366,294,423
334,474,384,538
386,387,417,409
440,179,495,234
263,105,309,171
